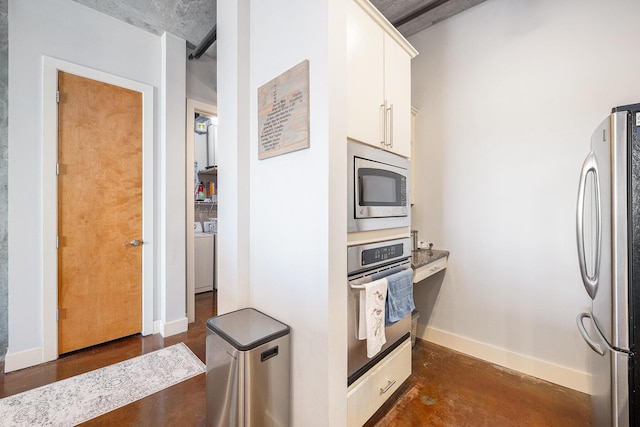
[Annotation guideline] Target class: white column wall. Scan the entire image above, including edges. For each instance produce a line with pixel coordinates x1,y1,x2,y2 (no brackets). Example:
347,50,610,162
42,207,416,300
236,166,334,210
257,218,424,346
158,31,187,335
249,0,347,422
217,0,347,424
409,0,640,392
217,0,251,314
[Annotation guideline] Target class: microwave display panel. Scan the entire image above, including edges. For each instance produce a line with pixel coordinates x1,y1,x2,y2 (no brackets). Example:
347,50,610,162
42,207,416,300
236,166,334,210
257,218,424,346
358,168,406,207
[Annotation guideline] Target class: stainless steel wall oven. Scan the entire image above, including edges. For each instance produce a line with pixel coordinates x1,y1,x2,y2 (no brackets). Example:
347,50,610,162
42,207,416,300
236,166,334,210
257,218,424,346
347,237,412,385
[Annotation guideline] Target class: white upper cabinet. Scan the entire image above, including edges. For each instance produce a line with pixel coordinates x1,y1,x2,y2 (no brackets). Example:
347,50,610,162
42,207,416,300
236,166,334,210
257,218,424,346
347,0,384,149
384,36,413,157
347,0,418,158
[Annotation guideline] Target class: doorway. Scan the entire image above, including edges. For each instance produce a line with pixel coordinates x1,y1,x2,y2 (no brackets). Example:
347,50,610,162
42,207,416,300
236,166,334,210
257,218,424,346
186,99,217,322
42,57,154,362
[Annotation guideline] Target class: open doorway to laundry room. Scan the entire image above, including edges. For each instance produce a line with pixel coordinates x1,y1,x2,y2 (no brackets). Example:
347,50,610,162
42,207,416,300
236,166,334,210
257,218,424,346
186,99,218,323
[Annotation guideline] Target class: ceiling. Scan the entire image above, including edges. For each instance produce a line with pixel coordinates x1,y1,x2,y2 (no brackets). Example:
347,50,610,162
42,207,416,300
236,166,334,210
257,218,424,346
73,0,485,58
371,0,486,38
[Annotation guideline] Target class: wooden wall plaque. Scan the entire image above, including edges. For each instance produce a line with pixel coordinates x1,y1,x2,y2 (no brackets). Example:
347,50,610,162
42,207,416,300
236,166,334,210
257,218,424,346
257,60,310,160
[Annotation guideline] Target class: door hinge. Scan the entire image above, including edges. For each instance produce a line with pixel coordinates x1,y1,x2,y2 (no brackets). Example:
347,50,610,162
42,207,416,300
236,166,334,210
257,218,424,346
56,163,60,175
56,236,59,249
56,90,60,103
56,308,59,321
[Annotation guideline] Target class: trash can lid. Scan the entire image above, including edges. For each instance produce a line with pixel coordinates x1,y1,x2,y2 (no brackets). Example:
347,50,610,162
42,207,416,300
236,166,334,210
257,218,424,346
207,308,290,351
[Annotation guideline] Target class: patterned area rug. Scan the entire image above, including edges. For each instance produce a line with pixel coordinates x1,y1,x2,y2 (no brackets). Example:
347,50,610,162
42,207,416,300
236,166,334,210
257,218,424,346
0,343,205,426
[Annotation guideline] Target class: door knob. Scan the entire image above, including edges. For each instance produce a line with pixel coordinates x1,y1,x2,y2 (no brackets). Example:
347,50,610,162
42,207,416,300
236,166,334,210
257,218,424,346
123,239,142,247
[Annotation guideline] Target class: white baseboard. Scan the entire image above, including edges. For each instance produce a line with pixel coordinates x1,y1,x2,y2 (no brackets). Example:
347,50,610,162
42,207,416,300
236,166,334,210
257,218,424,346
5,318,189,373
154,317,189,337
417,324,591,394
4,347,44,373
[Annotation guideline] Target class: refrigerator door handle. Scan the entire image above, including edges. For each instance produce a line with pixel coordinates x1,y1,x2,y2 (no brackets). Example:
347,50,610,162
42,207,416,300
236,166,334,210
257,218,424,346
576,151,601,299
576,312,606,356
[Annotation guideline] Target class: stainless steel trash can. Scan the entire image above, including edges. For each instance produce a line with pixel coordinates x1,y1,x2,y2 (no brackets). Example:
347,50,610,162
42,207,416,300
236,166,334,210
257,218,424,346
206,308,290,427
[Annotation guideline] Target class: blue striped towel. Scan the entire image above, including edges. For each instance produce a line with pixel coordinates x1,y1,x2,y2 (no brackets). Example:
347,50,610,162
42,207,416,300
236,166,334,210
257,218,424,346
385,268,414,326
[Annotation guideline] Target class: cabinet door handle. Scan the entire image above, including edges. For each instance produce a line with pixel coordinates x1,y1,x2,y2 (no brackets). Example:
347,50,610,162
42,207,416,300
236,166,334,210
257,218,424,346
380,379,396,394
380,101,387,147
387,103,394,148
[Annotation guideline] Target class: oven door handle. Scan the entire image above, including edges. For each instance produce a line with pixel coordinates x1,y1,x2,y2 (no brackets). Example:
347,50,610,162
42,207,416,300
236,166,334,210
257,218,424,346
349,265,412,289
350,282,370,290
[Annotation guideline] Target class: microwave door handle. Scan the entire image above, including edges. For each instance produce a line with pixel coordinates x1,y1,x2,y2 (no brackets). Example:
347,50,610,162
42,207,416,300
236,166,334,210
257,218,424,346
576,151,601,300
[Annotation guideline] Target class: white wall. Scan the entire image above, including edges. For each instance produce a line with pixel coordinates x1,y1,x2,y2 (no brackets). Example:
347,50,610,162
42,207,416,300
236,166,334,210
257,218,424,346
7,0,187,366
217,0,251,315
249,0,347,423
218,0,347,424
409,0,640,392
158,32,187,333
186,55,217,106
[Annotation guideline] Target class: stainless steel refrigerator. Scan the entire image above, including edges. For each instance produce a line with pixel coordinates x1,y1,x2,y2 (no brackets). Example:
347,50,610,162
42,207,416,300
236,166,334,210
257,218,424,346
577,103,640,427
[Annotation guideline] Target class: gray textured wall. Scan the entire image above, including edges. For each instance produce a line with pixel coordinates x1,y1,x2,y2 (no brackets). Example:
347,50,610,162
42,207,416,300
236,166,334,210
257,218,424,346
0,0,8,361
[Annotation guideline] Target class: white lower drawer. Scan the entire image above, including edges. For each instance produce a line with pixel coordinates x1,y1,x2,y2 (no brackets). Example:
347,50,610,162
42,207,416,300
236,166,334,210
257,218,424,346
347,339,411,426
413,257,447,283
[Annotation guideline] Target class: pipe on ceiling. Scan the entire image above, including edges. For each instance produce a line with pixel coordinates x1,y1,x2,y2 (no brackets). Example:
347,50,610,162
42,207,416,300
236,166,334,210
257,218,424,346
188,24,217,60
392,0,452,28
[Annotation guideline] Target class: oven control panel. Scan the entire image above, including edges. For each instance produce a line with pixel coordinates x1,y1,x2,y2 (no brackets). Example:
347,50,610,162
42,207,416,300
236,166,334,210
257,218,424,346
362,243,404,266
347,237,411,275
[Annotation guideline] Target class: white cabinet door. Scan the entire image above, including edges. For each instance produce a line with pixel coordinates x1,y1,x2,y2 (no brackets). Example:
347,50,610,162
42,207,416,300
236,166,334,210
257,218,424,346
384,35,412,158
347,0,416,158
347,0,384,148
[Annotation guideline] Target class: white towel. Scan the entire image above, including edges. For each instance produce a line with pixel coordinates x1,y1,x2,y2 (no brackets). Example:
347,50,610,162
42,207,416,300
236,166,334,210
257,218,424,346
358,277,388,358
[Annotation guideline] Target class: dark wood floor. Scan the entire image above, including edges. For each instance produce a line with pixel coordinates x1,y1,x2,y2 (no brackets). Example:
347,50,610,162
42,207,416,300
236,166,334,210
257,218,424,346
1,292,591,426
0,291,217,426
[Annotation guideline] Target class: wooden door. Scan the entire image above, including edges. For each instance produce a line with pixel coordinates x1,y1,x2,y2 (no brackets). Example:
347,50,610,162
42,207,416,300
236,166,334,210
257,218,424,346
57,71,143,354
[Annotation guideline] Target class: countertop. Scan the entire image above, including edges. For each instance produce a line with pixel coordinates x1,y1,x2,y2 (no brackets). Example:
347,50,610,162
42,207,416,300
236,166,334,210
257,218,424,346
411,249,450,270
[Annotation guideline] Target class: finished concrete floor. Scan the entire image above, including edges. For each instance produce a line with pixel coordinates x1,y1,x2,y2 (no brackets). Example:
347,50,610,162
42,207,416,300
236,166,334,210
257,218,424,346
366,339,591,426
1,291,591,426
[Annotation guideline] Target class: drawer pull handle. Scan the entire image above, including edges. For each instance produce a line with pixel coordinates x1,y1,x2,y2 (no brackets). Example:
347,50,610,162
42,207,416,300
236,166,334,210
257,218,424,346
380,380,396,394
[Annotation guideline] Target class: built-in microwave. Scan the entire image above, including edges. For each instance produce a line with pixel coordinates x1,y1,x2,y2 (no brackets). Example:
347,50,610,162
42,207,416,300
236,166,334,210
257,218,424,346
348,141,411,232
